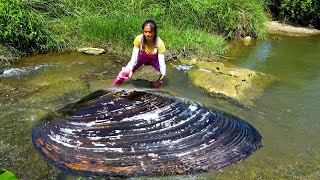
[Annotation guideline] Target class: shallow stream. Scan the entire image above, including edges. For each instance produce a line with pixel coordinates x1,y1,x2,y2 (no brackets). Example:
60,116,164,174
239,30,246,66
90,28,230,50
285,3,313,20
1,34,320,179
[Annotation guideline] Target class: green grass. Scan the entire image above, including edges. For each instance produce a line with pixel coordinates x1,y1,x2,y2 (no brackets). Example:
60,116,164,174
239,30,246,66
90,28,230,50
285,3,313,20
160,25,229,60
78,14,141,54
0,0,267,60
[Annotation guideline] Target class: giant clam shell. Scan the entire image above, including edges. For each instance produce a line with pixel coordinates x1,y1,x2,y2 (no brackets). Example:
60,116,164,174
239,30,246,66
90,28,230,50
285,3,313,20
32,89,262,178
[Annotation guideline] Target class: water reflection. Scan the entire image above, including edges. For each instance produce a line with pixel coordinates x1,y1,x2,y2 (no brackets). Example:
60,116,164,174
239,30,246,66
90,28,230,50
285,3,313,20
238,41,272,70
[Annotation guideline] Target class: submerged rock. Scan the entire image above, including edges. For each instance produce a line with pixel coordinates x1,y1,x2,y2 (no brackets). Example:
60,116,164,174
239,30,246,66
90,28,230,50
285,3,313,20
182,60,276,107
32,89,262,178
0,56,13,74
131,64,161,82
77,47,106,55
243,36,252,46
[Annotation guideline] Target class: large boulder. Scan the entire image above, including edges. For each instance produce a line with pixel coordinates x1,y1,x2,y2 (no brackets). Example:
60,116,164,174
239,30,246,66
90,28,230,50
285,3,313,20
182,59,277,107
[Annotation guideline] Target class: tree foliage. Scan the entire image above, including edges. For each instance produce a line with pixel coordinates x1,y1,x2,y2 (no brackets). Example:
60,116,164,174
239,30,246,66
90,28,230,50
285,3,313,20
0,0,59,52
265,0,320,29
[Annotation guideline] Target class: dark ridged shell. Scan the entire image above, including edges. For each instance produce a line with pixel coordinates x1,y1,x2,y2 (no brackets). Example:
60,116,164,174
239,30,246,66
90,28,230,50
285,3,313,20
32,89,262,178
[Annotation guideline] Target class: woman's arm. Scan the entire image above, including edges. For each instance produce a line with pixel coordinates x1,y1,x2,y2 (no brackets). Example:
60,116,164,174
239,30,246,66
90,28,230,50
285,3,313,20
158,53,166,81
125,46,139,78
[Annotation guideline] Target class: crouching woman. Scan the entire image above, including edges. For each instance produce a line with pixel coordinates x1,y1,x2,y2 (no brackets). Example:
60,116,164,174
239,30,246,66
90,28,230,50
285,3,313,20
112,20,166,87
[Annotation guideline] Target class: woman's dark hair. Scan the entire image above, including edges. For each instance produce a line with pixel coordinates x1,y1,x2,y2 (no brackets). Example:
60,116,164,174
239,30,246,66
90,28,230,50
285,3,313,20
142,20,157,43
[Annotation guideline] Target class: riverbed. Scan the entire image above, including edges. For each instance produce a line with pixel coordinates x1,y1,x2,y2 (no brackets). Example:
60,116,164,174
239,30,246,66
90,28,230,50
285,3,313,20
1,34,320,179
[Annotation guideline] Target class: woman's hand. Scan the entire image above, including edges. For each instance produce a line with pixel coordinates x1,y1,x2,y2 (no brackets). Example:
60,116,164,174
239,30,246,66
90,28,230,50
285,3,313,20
159,75,165,82
128,70,133,78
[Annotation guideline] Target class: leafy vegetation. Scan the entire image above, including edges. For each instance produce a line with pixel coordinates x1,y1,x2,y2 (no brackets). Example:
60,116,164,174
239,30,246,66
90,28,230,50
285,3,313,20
0,0,268,60
265,0,320,29
0,0,62,53
0,169,17,180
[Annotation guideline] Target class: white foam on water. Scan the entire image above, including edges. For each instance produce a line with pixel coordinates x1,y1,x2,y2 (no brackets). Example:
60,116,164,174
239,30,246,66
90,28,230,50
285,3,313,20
198,68,212,73
173,65,193,71
1,64,51,77
2,68,26,76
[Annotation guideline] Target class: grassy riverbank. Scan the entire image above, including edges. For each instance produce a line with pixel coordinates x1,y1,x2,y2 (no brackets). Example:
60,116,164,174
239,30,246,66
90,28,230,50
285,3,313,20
0,0,267,61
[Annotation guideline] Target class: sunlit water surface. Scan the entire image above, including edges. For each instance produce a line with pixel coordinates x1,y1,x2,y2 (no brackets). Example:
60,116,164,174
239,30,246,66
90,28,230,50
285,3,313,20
1,34,320,179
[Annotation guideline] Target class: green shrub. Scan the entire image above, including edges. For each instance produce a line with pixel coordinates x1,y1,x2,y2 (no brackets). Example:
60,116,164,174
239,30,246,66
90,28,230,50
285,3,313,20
280,0,320,28
265,0,320,29
0,0,60,52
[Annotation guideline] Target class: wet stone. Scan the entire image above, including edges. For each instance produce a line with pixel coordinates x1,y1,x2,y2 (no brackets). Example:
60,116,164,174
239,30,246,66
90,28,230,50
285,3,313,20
77,47,106,55
181,59,277,107
131,64,161,82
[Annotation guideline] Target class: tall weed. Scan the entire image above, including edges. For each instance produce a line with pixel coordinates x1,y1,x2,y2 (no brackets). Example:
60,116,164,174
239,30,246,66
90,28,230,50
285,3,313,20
78,14,141,54
161,25,229,60
129,0,266,39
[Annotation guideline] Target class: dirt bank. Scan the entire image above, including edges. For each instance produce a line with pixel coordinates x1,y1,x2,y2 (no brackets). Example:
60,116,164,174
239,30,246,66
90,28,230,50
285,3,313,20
267,21,320,36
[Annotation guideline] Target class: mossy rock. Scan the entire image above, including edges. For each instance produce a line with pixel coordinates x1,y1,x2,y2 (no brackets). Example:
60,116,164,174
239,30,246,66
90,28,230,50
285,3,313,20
77,47,106,55
131,65,161,82
187,61,277,107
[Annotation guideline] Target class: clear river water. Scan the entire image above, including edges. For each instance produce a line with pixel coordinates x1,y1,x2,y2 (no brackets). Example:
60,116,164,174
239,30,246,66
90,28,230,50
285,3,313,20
1,34,320,179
